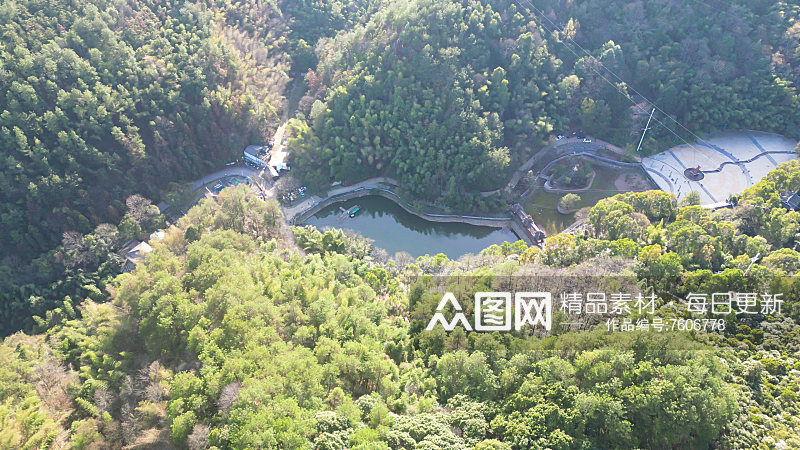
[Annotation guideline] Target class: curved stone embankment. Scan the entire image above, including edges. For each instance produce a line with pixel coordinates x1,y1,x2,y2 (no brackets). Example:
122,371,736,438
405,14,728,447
556,203,580,215
543,171,597,193
483,137,639,197
292,186,512,227
539,151,642,177
291,185,541,246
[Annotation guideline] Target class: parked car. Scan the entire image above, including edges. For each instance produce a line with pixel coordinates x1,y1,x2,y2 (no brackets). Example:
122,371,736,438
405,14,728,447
583,138,592,143
556,135,564,140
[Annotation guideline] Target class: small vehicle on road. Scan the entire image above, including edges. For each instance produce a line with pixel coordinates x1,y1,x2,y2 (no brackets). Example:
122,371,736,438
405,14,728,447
556,135,564,140
583,138,592,143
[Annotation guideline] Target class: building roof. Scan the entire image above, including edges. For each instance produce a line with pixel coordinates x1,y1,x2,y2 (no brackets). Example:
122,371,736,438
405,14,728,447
244,145,264,156
119,241,153,273
702,201,733,210
244,145,271,167
782,192,800,211
125,241,152,263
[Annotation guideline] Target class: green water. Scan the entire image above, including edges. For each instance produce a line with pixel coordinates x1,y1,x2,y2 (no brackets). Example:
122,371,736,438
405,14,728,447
525,164,654,235
303,196,520,258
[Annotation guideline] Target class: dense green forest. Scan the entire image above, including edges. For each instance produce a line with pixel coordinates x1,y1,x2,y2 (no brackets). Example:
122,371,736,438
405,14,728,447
286,0,800,207
4,0,800,324
0,0,289,261
3,160,800,448
534,0,800,142
3,0,800,447
0,0,293,333
287,0,567,208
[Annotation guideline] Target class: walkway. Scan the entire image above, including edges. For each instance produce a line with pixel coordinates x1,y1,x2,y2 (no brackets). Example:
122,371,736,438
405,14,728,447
282,177,399,221
539,151,642,175
745,132,779,166
641,131,797,205
187,166,263,191
287,179,543,246
483,137,639,196
157,165,267,215
700,150,796,174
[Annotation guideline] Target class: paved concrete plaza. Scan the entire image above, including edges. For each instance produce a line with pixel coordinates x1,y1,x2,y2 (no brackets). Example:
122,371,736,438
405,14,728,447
642,131,797,205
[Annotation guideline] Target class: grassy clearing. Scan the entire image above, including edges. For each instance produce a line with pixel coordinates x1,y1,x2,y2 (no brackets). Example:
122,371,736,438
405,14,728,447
524,164,654,234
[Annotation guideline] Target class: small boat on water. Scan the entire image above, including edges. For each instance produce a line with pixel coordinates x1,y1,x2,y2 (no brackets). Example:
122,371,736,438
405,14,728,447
338,205,361,221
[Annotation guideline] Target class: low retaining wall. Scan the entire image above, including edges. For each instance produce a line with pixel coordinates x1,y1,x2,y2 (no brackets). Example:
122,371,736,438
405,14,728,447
291,186,539,246
543,170,597,193
539,151,642,178
293,187,512,227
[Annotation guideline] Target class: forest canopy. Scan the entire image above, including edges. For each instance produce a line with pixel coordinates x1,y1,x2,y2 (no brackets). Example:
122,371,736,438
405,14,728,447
0,0,289,263
3,163,800,447
4,0,800,265
286,0,800,208
2,1,800,447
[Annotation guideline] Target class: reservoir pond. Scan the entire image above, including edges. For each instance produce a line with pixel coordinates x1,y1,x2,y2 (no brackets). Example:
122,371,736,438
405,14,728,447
303,195,520,258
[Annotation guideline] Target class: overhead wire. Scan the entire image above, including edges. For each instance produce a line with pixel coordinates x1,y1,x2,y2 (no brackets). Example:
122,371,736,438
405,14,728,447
508,0,711,166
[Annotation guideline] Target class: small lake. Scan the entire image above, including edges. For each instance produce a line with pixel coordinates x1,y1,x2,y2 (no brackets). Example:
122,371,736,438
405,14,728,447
303,195,520,258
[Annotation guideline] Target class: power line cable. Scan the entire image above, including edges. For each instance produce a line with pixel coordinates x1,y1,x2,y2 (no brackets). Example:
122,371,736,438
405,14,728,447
512,0,708,142
508,0,710,164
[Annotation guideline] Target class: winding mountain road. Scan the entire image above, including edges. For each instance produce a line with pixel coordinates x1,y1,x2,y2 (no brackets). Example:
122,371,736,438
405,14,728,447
481,137,637,196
